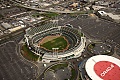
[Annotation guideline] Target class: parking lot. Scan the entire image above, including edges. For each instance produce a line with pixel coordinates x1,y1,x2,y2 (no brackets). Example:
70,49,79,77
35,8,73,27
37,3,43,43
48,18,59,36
58,15,120,46
0,41,37,80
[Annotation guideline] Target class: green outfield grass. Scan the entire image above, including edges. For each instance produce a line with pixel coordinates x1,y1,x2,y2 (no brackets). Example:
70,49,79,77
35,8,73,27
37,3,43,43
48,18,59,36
41,36,68,51
21,44,39,61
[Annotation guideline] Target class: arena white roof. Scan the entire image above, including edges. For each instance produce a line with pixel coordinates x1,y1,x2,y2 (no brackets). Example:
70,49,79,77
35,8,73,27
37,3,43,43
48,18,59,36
85,55,120,80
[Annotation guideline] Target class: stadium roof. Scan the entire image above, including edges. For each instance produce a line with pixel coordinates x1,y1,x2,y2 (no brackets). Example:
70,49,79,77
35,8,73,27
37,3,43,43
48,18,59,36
85,55,120,80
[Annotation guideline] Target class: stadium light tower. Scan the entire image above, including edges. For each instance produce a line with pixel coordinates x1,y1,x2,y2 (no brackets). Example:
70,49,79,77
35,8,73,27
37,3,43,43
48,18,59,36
58,26,61,31
52,48,55,56
78,26,82,32
79,26,85,37
52,48,59,57
37,54,41,63
56,48,59,57
55,15,59,27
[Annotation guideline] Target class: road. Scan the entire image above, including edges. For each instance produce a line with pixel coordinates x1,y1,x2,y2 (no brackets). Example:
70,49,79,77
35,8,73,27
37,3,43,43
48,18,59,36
10,0,78,13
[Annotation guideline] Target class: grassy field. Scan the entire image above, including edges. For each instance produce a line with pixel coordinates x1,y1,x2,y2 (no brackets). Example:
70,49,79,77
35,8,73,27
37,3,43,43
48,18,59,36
32,12,59,18
51,63,68,70
70,68,76,80
40,36,69,51
21,44,39,61
42,12,59,18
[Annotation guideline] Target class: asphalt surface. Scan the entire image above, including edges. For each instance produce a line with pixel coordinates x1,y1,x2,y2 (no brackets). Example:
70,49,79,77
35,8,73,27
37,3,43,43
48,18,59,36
58,14,120,46
0,34,38,80
44,67,71,80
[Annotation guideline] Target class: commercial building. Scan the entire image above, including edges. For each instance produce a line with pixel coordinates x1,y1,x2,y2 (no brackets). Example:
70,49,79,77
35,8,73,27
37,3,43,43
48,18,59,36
1,22,12,29
96,11,120,23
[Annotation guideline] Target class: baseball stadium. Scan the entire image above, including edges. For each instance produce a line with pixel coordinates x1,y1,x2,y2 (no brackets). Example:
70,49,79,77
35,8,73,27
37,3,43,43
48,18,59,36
25,22,86,63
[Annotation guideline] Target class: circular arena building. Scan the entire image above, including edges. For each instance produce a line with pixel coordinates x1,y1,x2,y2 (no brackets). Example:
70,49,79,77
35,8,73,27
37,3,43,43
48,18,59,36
25,23,86,63
79,55,120,80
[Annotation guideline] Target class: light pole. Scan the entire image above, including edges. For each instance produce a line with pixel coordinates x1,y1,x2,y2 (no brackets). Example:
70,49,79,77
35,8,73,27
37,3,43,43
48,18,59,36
78,26,82,36
78,26,82,32
52,48,55,57
52,48,59,57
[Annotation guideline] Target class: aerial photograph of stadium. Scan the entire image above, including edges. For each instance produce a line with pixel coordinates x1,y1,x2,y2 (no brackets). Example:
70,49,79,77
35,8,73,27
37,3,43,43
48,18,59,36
0,0,120,80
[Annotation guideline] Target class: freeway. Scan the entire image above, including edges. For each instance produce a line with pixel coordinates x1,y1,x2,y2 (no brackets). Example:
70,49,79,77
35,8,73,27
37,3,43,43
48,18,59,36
10,0,78,13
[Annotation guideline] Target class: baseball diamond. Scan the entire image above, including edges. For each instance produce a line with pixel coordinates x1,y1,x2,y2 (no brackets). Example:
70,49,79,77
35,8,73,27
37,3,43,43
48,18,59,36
39,35,70,52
